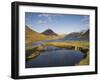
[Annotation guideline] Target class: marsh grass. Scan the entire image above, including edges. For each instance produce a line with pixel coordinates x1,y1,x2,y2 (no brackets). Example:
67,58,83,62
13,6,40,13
43,41,89,49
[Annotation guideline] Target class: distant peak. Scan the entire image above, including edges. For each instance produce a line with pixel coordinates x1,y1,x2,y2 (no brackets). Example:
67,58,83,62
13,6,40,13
41,29,58,36
45,29,54,31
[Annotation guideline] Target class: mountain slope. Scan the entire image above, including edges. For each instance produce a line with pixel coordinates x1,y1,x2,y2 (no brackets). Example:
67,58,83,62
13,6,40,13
41,29,58,36
80,29,89,39
64,32,81,38
25,25,47,44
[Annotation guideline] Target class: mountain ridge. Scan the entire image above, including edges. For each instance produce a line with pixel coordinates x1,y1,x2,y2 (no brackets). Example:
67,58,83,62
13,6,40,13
63,29,89,40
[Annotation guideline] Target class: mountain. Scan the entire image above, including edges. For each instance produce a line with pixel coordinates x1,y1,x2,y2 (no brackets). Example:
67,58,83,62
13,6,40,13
64,32,81,38
41,29,58,36
25,25,37,34
80,29,89,39
63,29,89,40
80,29,88,34
25,25,47,44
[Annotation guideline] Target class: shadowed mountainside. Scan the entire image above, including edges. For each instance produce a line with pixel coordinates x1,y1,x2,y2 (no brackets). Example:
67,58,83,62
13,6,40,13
80,29,89,39
41,29,58,36
64,29,89,40
65,32,81,38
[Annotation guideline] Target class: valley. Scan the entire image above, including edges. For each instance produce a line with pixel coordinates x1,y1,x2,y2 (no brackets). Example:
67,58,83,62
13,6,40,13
25,25,89,67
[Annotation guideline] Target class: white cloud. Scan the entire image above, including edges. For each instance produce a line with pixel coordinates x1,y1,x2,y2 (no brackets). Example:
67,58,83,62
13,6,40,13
38,20,47,24
38,14,50,17
36,13,53,26
80,15,90,29
38,14,52,21
81,15,89,22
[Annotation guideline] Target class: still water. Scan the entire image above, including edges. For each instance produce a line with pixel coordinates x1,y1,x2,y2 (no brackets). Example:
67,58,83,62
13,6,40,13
26,46,84,68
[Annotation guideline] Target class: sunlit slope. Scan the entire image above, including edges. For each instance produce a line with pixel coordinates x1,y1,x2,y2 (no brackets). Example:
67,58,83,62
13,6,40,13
25,25,47,44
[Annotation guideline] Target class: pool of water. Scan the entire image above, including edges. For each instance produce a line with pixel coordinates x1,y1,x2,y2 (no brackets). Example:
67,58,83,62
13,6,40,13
26,46,84,68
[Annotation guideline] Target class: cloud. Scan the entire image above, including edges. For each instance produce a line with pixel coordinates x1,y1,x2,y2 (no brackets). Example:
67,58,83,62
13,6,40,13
36,13,64,28
81,15,89,22
36,13,53,26
37,13,64,23
81,15,90,29
38,14,50,17
38,13,52,21
38,20,47,24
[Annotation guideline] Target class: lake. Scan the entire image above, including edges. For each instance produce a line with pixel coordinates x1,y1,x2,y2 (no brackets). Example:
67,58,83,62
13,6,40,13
26,46,84,68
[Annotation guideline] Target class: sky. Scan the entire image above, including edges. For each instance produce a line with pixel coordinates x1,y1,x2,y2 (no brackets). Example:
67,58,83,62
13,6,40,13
25,12,89,34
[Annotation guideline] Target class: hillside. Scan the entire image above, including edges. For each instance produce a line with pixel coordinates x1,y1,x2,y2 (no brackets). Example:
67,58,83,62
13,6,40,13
25,25,47,44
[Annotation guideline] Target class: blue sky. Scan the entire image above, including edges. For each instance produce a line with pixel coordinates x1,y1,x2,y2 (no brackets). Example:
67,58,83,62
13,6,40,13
25,12,89,34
